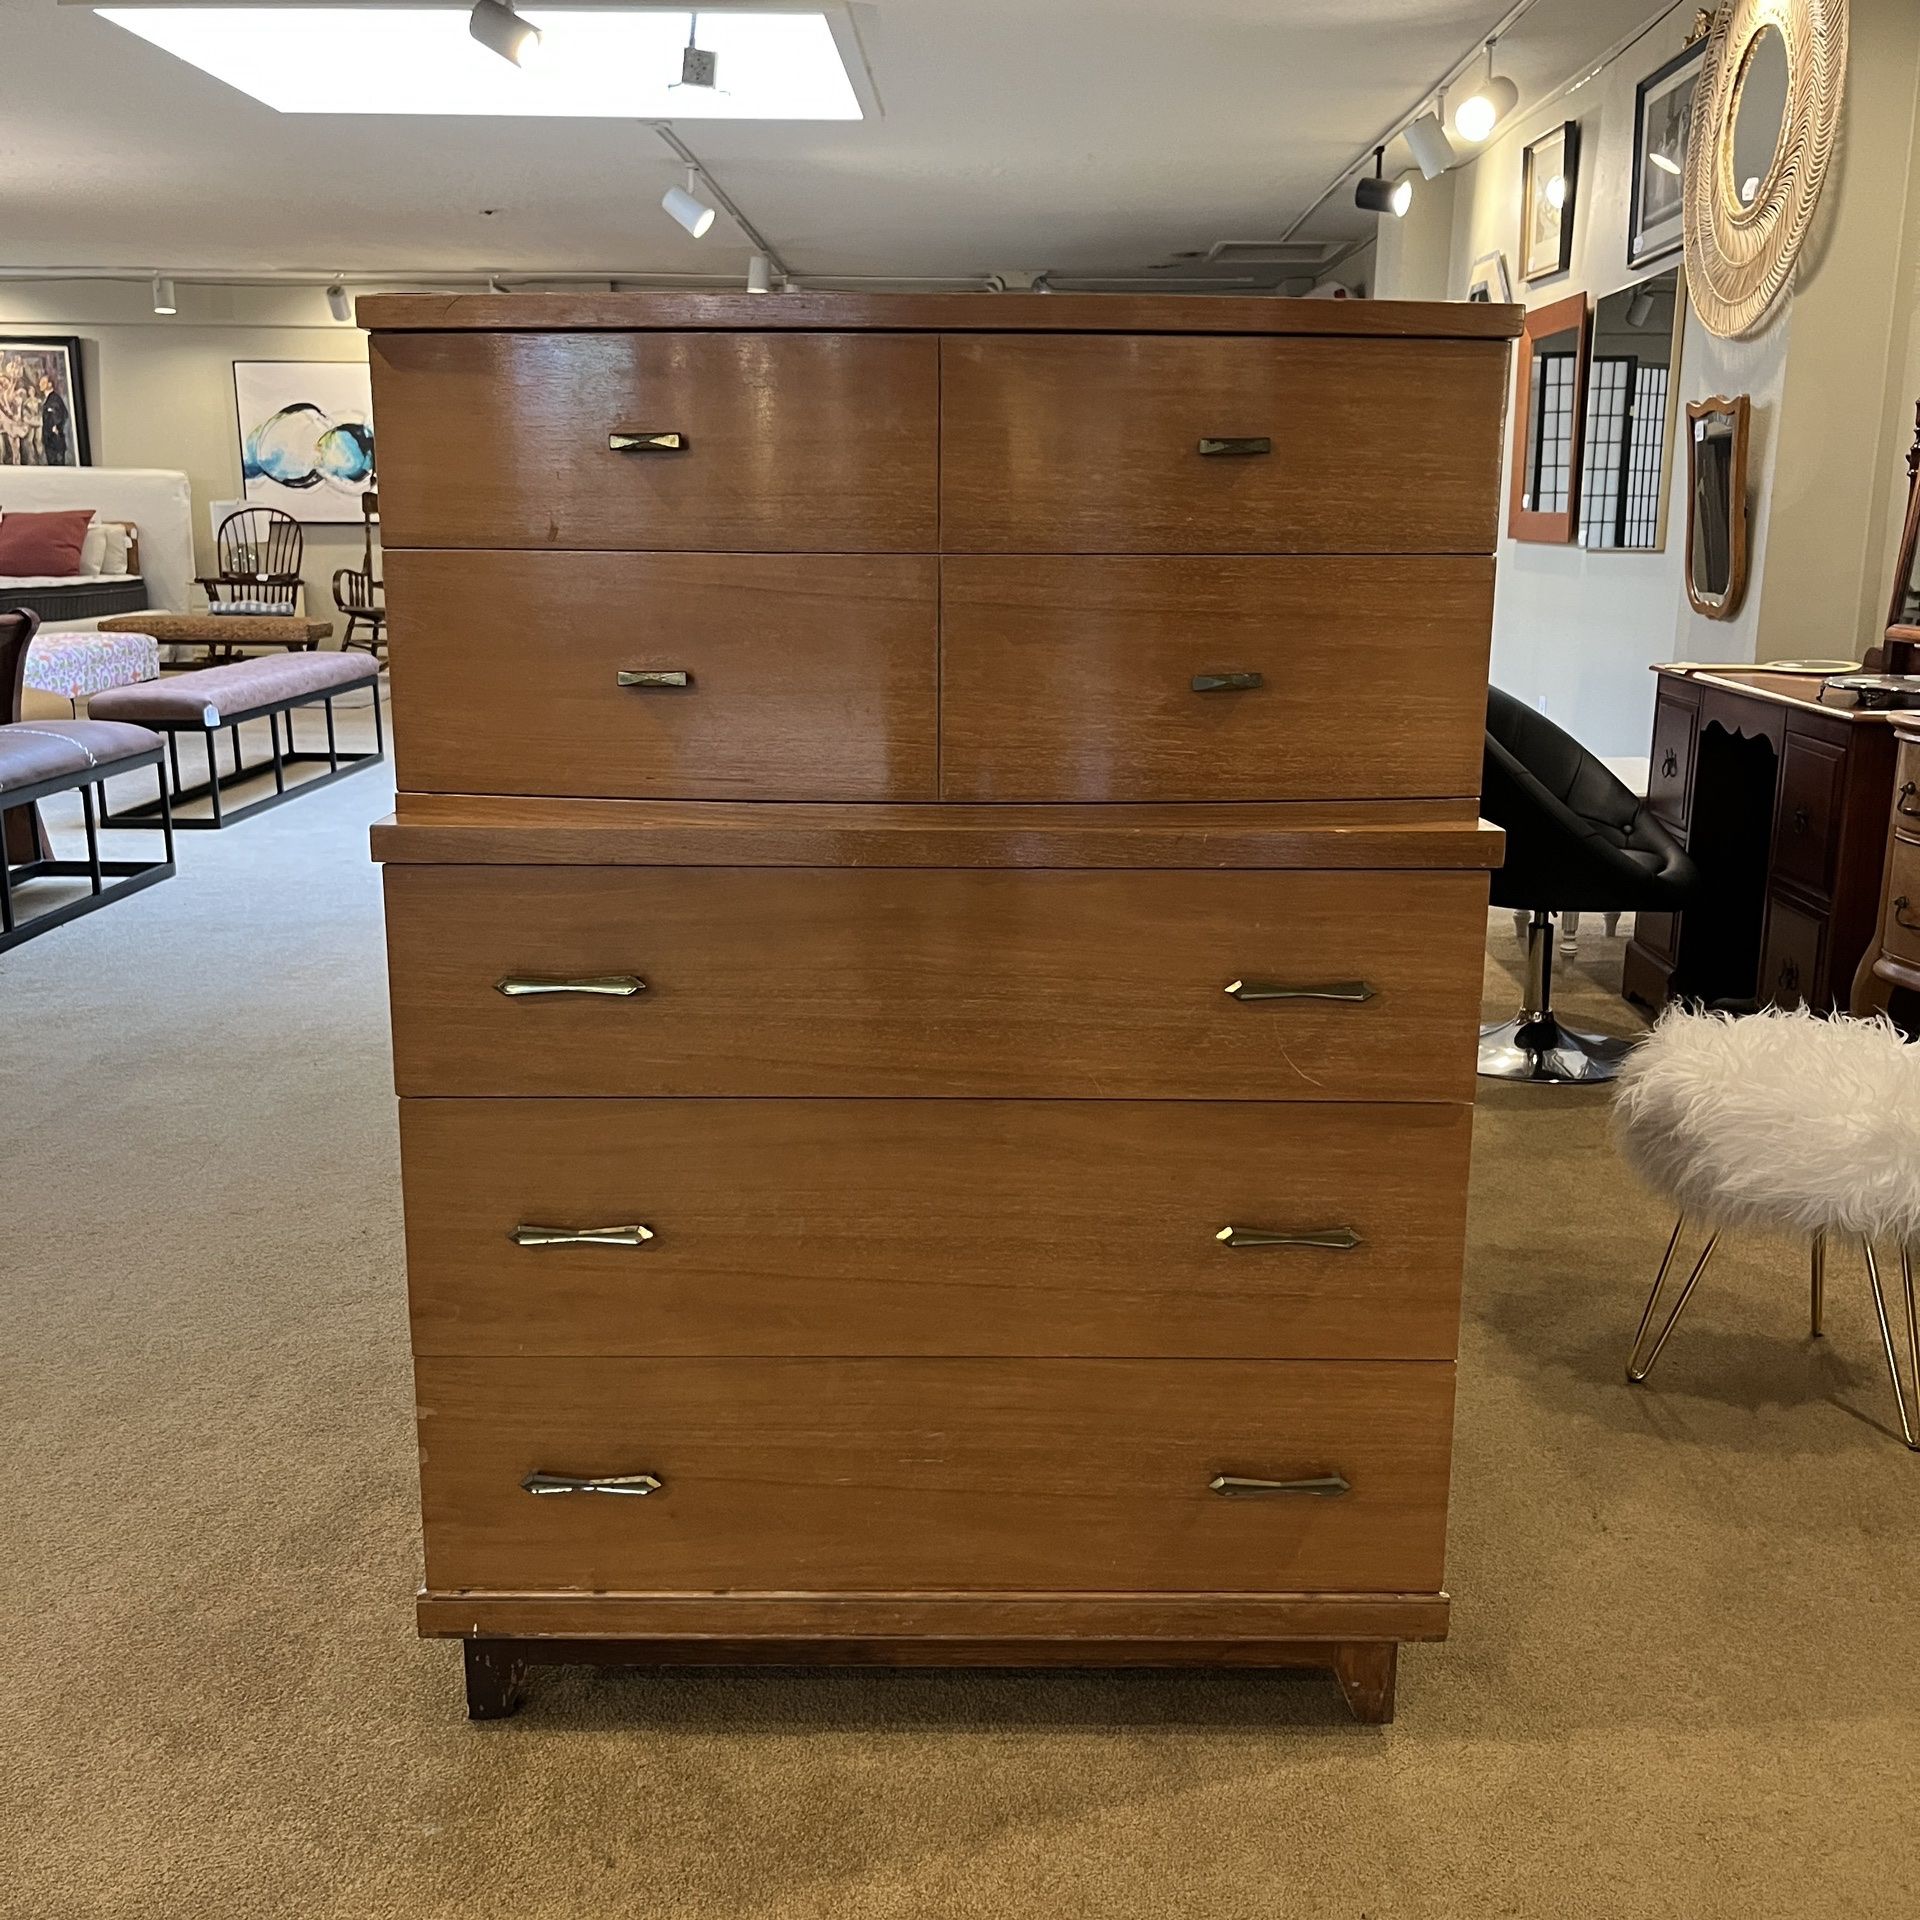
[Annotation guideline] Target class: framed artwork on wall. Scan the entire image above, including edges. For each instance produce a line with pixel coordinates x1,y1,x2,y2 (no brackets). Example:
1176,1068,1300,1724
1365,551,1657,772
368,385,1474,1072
1521,122,1581,284
1629,38,1708,267
1467,251,1513,304
232,358,375,523
0,336,91,467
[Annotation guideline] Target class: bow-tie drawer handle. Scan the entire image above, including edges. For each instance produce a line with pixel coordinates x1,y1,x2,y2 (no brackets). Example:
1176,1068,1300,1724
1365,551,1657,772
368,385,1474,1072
522,1472,663,1497
1209,1473,1351,1498
1224,979,1375,1003
609,430,686,453
511,1224,656,1248
495,974,646,998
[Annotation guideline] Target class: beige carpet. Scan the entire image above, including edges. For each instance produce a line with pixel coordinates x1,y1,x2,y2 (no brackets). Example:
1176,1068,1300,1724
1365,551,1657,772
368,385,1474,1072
8,715,1919,1918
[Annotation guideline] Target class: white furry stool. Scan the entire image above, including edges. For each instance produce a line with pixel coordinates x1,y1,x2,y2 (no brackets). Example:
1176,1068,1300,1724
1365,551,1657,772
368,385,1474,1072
1612,1006,1920,1448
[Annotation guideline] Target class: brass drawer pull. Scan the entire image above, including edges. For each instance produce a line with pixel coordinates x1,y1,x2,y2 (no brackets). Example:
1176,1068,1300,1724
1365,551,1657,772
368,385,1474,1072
1224,978,1375,1003
1210,1473,1351,1498
1191,671,1264,693
522,1471,663,1497
512,1224,656,1248
609,430,685,453
1898,780,1920,818
1197,436,1271,457
617,669,691,689
1895,895,1920,932
1215,1225,1361,1251
496,974,646,998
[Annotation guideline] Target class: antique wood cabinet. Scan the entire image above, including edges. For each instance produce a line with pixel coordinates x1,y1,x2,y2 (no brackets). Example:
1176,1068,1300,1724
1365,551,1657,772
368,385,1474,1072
364,291,1517,1724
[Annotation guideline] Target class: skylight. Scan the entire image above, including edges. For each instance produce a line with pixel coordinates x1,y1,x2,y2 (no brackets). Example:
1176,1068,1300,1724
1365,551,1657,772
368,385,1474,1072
95,7,867,118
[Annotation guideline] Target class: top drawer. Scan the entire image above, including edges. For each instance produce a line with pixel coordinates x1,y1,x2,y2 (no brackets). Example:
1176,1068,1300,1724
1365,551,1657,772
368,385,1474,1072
370,331,938,552
940,336,1509,553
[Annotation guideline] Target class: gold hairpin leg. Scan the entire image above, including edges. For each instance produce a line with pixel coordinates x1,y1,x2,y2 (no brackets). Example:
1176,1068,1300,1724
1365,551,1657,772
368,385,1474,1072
1627,1213,1721,1383
1810,1231,1826,1338
1861,1240,1920,1451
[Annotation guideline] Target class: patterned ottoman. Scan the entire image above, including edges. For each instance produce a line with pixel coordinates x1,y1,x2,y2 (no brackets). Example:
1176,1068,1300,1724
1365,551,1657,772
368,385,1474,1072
23,629,162,701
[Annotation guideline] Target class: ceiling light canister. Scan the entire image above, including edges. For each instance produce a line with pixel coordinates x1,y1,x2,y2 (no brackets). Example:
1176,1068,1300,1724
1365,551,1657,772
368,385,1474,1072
151,274,177,315
326,283,351,322
662,169,717,239
1354,147,1412,219
1405,111,1456,181
469,0,542,69
1454,40,1518,143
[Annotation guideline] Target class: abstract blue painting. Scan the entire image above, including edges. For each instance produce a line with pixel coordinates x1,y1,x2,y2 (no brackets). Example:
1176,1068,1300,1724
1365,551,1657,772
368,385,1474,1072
232,359,375,523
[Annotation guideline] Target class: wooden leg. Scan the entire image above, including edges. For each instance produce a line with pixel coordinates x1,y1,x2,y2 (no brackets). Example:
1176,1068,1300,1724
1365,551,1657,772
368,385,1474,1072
463,1639,530,1721
1330,1641,1397,1724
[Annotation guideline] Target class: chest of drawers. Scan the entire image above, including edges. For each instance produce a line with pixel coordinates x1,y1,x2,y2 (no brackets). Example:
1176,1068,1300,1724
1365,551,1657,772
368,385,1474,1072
365,291,1517,1724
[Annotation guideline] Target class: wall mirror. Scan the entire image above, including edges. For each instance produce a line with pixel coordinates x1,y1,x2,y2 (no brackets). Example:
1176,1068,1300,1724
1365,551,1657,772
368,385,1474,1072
1883,403,1920,668
1684,394,1751,617
1731,26,1790,206
1508,291,1590,544
1580,267,1688,552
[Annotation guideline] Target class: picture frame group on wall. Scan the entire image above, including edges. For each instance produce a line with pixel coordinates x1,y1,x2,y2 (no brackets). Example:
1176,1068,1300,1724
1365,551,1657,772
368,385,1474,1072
1521,122,1581,283
0,335,91,468
1629,37,1709,267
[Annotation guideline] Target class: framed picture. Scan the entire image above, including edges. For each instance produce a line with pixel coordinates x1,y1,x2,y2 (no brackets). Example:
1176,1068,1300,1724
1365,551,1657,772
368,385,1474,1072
1467,251,1513,304
1521,121,1581,284
1629,39,1708,267
231,359,375,523
0,336,91,467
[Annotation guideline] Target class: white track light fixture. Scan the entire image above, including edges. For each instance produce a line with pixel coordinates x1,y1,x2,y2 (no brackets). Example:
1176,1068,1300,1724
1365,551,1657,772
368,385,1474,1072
326,283,351,323
1354,147,1412,219
1405,108,1456,181
151,274,177,315
1453,40,1518,143
662,167,717,239
469,0,542,69
746,252,773,293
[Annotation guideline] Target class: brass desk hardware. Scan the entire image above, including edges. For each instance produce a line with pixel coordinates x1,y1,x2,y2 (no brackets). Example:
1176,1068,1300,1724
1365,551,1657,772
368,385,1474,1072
1895,896,1920,932
522,1472,664,1497
608,431,685,453
495,974,647,998
1197,437,1272,457
1191,671,1264,693
511,1224,656,1248
1215,1226,1362,1251
1224,979,1375,1003
1209,1473,1351,1498
617,669,692,689
1899,781,1920,819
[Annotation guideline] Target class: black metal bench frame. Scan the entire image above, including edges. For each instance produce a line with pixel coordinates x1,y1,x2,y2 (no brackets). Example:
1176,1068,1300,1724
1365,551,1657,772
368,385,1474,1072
1,744,175,955
100,678,384,831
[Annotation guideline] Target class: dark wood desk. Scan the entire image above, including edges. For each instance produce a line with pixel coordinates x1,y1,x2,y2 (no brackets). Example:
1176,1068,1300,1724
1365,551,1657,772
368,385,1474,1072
1623,666,1902,1015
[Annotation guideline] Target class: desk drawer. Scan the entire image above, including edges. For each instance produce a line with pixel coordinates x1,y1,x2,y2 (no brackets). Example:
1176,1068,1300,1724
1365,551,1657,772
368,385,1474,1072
384,866,1487,1100
939,335,1507,553
1884,832,1920,970
402,1099,1471,1360
1771,731,1845,899
940,556,1492,801
371,331,937,551
416,1357,1455,1594
388,552,937,801
1646,691,1696,828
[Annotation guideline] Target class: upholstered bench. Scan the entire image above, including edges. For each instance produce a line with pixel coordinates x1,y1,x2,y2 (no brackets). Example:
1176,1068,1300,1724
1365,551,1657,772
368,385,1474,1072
89,650,384,829
0,718,175,953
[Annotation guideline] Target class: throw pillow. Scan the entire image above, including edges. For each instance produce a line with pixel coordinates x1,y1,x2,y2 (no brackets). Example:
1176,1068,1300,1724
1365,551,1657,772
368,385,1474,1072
0,508,97,576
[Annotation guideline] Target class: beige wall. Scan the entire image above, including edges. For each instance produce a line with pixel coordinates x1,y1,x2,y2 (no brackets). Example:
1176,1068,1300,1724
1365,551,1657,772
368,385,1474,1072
0,279,370,625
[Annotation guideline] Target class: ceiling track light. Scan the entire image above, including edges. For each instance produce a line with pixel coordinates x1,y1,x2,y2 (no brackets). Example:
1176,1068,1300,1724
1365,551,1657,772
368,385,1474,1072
326,283,351,323
746,252,773,294
1453,38,1519,144
1405,105,1457,181
469,0,542,70
662,167,718,239
1354,147,1412,219
151,273,177,315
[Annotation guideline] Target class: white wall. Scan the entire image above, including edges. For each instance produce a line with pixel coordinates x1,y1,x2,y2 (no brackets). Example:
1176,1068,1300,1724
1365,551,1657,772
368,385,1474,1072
0,280,371,625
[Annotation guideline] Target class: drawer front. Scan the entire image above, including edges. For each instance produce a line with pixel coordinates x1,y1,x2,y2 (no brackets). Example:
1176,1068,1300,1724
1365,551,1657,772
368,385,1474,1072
371,331,938,551
384,866,1488,1100
940,336,1508,553
416,1357,1454,1594
388,552,937,801
402,1099,1471,1360
1759,890,1826,1009
1885,832,1920,969
1895,738,1920,834
1646,691,1696,828
939,556,1492,802
1770,731,1845,898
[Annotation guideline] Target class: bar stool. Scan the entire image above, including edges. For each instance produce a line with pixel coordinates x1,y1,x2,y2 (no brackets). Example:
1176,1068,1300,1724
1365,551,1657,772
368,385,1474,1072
1614,1005,1920,1448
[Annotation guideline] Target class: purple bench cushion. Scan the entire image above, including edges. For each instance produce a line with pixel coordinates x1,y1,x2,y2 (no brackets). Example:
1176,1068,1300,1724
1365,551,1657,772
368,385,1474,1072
88,651,378,728
0,720,162,794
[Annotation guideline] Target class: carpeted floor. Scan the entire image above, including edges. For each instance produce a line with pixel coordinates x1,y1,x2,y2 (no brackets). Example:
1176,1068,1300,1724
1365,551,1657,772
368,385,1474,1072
8,704,1919,1919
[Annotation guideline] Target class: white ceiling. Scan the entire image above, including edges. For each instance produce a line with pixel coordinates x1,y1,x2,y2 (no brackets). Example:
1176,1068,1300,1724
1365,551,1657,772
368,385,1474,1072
1,0,1665,286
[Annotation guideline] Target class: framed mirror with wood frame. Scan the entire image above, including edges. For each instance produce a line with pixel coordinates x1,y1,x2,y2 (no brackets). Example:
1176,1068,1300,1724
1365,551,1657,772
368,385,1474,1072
1508,291,1591,543
1684,394,1751,618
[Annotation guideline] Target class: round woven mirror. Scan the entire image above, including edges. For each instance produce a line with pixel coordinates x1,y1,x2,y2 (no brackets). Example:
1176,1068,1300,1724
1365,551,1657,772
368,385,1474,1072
1683,0,1847,339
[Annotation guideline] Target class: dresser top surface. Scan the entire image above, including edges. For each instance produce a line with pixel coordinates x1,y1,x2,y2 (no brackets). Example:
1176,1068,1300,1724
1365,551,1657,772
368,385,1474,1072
357,289,1523,341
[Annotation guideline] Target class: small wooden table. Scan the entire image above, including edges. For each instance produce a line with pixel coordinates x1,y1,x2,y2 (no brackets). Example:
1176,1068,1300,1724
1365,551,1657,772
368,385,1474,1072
1623,665,1906,1015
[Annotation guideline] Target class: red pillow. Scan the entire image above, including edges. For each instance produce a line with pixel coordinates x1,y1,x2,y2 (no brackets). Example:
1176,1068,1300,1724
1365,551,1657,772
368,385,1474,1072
0,509,96,576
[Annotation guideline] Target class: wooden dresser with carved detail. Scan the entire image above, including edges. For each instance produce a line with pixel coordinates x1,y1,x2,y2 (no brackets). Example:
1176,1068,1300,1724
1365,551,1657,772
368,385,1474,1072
362,291,1517,1724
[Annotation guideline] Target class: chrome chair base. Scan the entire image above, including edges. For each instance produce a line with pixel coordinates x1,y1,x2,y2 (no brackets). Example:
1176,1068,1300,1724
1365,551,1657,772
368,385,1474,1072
1478,1012,1635,1083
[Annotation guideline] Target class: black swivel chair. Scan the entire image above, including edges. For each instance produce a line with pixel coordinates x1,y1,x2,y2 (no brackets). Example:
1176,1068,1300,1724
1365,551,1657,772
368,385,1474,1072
1479,687,1697,1083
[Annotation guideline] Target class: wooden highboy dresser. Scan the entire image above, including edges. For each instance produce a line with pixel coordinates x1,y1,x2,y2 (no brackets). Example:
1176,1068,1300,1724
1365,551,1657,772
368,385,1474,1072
364,291,1517,1724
